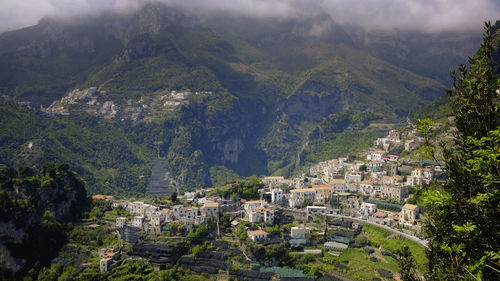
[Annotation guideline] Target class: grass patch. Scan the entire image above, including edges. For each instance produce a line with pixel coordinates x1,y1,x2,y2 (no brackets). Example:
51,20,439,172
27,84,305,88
362,224,427,273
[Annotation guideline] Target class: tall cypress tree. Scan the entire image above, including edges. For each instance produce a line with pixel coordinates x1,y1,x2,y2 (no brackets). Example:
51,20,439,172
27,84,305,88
424,22,500,280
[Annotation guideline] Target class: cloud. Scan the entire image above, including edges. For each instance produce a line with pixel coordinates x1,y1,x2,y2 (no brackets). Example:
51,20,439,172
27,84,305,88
0,0,499,33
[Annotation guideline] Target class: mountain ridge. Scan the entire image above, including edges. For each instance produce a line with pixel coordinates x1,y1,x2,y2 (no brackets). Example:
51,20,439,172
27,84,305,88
0,3,481,194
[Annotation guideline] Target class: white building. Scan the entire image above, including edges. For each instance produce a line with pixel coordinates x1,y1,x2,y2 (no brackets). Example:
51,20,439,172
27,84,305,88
312,185,334,204
291,226,309,239
271,187,285,204
244,200,266,212
345,172,363,184
367,151,386,161
289,189,316,208
133,216,144,229
116,217,127,228
330,179,346,193
359,202,377,217
247,230,268,242
248,206,274,225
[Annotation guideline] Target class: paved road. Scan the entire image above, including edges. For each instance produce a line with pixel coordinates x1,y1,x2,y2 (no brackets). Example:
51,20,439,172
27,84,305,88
279,207,428,247
328,214,428,247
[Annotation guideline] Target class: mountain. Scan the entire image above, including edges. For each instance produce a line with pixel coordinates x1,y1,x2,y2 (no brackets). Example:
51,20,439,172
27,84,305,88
0,3,481,194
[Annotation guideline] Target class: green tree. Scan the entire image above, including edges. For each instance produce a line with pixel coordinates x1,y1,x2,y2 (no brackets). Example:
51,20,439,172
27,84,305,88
398,246,420,281
416,118,434,146
424,22,500,280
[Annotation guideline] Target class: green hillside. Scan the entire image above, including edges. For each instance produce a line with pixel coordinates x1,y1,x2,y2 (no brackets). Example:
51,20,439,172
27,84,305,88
0,3,479,194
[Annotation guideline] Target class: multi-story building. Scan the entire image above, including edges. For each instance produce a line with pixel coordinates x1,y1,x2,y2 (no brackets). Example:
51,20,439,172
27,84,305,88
330,178,346,193
312,185,334,204
380,185,410,202
345,172,363,184
201,202,220,219
289,189,316,208
400,203,420,224
271,187,285,205
359,202,377,217
244,200,266,212
133,216,144,229
249,206,274,225
116,217,127,228
262,176,288,189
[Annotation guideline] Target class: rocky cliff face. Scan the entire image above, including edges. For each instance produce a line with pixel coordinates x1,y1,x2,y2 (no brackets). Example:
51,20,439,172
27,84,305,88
0,165,89,276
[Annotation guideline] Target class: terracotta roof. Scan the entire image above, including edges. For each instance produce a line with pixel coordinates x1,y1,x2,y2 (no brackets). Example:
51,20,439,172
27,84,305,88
92,194,114,200
373,212,387,218
290,188,315,193
330,179,345,184
203,202,220,208
248,230,268,236
264,176,284,180
313,185,333,190
402,203,419,211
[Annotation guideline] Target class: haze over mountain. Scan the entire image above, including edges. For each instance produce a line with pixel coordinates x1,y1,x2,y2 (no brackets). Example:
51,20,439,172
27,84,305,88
0,2,494,195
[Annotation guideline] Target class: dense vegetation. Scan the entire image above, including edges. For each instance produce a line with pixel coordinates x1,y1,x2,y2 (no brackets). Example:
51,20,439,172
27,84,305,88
423,22,500,280
0,164,89,278
0,102,150,196
0,3,468,194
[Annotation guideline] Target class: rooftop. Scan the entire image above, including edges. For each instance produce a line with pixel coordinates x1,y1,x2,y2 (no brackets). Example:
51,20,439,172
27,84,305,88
330,179,345,184
248,230,268,236
203,202,219,208
290,188,315,193
402,203,419,211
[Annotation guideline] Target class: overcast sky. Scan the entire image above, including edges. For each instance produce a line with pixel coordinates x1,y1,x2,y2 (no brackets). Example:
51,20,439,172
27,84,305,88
1,0,499,33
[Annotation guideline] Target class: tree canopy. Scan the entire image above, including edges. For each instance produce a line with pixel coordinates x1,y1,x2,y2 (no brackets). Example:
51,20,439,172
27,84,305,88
424,22,500,281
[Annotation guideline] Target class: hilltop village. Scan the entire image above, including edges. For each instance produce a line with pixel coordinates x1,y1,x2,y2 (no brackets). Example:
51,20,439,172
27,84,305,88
87,124,440,280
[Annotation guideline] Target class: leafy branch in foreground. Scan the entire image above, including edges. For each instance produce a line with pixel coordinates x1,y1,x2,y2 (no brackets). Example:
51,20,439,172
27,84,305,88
424,22,500,281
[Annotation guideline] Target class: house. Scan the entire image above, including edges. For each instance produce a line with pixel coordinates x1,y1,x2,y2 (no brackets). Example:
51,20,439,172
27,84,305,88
381,185,410,202
271,187,285,204
201,202,220,219
244,200,266,212
359,202,377,217
367,151,386,161
160,208,172,222
133,216,144,229
262,176,288,188
172,205,199,223
407,168,434,186
99,246,120,272
382,175,404,186
144,222,161,235
345,172,363,184
330,179,346,192
306,206,327,215
289,189,316,208
291,226,309,239
116,217,127,228
312,185,334,203
388,155,399,162
247,230,268,242
400,204,420,224
388,130,401,142
249,206,274,225
151,211,162,226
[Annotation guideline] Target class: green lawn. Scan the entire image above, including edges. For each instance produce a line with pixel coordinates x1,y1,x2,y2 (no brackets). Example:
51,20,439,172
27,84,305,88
362,224,427,272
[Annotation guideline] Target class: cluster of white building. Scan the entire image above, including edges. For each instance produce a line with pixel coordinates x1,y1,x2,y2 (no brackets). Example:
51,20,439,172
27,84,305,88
115,200,223,235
